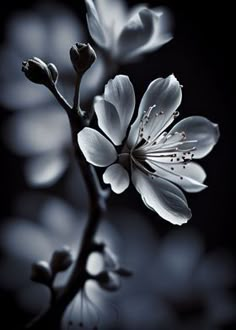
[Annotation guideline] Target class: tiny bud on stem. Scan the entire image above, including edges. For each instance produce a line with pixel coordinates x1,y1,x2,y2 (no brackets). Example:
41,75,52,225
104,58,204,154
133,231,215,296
50,246,73,273
22,57,58,87
70,43,96,74
31,260,52,285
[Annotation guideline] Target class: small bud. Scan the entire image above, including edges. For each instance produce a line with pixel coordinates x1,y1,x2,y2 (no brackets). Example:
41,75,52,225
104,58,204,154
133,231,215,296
70,43,96,73
96,271,120,292
22,57,57,86
50,246,73,273
31,260,52,285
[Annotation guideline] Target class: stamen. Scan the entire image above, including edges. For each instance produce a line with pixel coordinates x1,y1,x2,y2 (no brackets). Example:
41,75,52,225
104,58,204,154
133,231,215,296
132,105,157,150
174,111,180,117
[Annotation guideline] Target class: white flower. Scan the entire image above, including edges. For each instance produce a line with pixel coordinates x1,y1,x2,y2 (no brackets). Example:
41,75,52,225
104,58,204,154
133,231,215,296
77,74,219,225
85,0,172,63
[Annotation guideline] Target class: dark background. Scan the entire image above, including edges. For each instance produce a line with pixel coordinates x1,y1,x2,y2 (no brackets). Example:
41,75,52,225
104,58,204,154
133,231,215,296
0,0,234,328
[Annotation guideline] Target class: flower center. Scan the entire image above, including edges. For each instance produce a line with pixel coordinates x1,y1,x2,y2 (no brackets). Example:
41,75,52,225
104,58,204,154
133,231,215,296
129,105,197,177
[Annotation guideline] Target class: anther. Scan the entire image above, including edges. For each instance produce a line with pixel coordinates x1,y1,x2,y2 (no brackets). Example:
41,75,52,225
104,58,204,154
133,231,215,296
173,111,180,117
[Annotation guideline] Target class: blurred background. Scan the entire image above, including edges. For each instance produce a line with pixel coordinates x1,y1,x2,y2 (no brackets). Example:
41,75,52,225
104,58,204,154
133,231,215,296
0,0,234,329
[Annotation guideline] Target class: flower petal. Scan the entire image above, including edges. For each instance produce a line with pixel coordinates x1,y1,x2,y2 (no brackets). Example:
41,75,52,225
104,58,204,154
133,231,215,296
103,164,130,194
94,98,122,145
85,0,107,48
169,116,220,158
116,8,154,60
102,75,135,144
77,128,117,167
3,106,70,156
147,161,207,192
94,0,127,38
138,7,173,53
127,74,182,147
24,152,69,187
123,7,173,60
132,167,191,225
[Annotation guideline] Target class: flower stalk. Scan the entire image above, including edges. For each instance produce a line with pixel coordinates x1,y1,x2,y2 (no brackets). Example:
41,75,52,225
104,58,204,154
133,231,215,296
23,47,108,330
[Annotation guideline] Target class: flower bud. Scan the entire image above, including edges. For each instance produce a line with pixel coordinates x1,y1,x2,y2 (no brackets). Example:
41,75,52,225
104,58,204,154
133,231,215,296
50,246,73,273
70,43,96,73
31,260,52,285
22,57,57,86
96,271,120,292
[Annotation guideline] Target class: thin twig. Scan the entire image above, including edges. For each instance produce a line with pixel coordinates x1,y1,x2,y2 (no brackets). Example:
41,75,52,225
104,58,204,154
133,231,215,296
25,86,106,330
48,84,72,113
73,75,82,113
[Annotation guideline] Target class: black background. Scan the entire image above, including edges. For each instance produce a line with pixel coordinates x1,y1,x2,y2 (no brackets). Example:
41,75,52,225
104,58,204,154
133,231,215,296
0,0,234,328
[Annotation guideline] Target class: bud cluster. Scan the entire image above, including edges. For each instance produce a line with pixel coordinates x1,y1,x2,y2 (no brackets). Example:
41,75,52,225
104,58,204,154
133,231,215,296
88,242,132,292
22,57,58,87
30,246,73,286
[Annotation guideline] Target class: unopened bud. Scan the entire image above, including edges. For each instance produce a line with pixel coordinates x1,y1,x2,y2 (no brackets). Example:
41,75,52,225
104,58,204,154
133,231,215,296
70,43,96,73
50,246,73,273
22,57,57,86
31,260,52,285
96,271,120,292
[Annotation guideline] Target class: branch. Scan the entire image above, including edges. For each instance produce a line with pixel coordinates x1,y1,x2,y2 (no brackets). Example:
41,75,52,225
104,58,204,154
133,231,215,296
25,88,107,330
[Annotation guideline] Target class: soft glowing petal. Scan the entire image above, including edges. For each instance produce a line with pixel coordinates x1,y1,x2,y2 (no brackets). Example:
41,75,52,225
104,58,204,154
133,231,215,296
128,74,182,147
116,8,154,60
85,0,107,48
95,0,127,37
24,152,69,187
147,161,207,192
77,128,117,167
132,167,191,225
169,116,220,158
137,7,173,53
123,8,172,60
101,75,135,144
94,98,122,145
103,163,130,194
3,107,70,156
